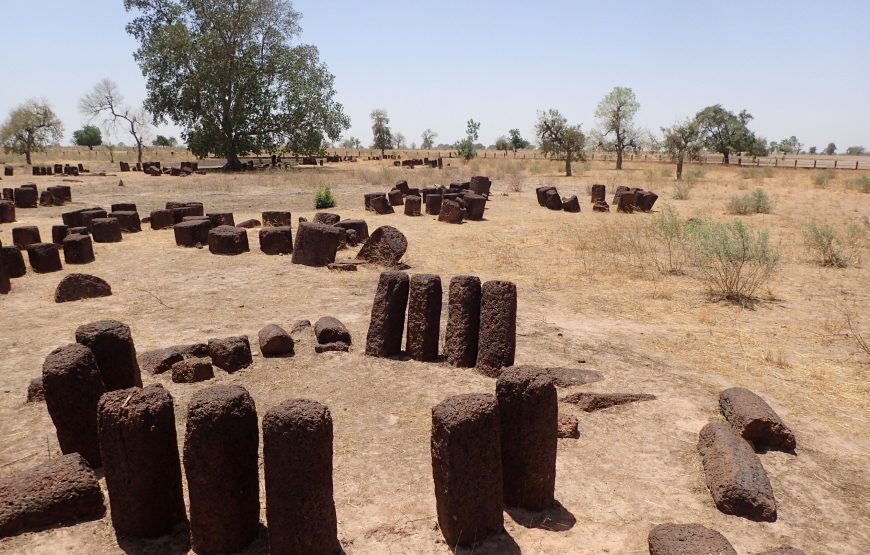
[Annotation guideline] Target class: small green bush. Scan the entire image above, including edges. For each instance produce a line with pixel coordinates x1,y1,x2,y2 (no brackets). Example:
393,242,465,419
803,219,868,267
650,205,692,274
314,185,336,209
727,188,773,215
689,219,779,305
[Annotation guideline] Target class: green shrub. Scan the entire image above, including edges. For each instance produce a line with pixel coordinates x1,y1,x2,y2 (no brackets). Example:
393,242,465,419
650,205,692,274
689,219,779,305
314,185,336,209
803,219,868,267
727,188,773,215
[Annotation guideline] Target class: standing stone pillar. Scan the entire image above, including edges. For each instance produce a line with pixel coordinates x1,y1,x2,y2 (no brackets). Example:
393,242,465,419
263,399,339,555
75,320,142,390
405,274,442,361
476,280,517,376
98,385,186,537
496,367,557,510
444,276,481,367
184,385,260,553
365,271,409,357
431,393,503,546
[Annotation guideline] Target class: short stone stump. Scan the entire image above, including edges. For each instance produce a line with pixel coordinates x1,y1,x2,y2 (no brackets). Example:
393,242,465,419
208,225,249,255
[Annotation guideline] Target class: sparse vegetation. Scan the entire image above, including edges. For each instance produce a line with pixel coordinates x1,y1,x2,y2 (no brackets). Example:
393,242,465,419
672,181,692,200
812,170,835,188
650,205,692,274
803,219,868,267
314,185,336,209
728,188,773,215
846,175,870,193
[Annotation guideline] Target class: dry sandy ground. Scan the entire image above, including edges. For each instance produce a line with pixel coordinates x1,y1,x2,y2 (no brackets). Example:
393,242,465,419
0,159,868,554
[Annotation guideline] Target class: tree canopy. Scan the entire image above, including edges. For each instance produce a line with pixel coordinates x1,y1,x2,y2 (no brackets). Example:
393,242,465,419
80,79,151,163
508,128,530,152
594,86,639,169
420,128,437,150
661,119,702,180
535,109,585,176
0,100,64,165
123,0,348,168
73,125,103,150
455,119,480,162
823,142,837,155
693,105,760,164
370,109,392,156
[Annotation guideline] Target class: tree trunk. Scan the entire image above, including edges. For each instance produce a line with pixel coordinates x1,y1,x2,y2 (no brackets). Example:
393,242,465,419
136,141,143,164
723,151,730,165
25,148,32,165
616,148,623,170
565,151,573,177
676,158,684,180
380,148,385,159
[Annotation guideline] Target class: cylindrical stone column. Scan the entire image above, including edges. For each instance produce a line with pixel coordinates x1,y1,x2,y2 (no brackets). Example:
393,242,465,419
263,399,339,555
496,366,557,510
41,344,106,467
75,320,142,390
405,274,442,361
184,385,260,553
98,385,186,537
431,393,503,547
444,275,481,367
476,280,517,377
365,271,410,357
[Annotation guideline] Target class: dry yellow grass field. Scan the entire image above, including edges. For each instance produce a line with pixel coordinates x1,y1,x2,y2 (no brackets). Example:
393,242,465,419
0,155,867,554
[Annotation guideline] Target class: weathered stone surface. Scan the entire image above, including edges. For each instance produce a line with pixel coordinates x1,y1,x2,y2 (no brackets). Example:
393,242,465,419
236,219,260,229
314,342,350,353
697,421,777,522
635,190,659,212
263,399,339,555
365,271,409,357
42,344,105,467
174,219,212,247
0,253,9,294
431,393,503,547
464,193,487,220
62,234,95,265
333,219,369,240
111,203,137,212
26,377,44,402
536,186,556,206
75,320,141,391
445,276,481,367
476,280,517,377
208,336,253,372
438,199,464,223
80,209,108,230
90,218,122,243
314,212,340,225
648,523,737,555
259,226,293,255
12,226,40,248
557,414,580,439
262,210,292,226
615,190,636,213
496,366,557,510
469,175,492,196
150,209,174,230
404,195,421,216
544,189,563,210
327,260,364,271
561,392,656,411
258,324,294,357
394,180,410,195
0,200,15,223
314,316,351,346
363,192,386,211
54,273,111,303
425,193,442,215
357,225,407,267
171,358,214,383
405,274,442,361
169,202,204,223
207,212,235,227
26,243,62,273
208,225,249,255
0,453,105,538
184,385,260,553
138,348,185,375
719,387,796,451
108,211,141,233
388,188,404,206
12,187,37,208
591,184,606,203
593,200,610,212
562,195,581,212
370,195,394,214
292,222,342,266
51,225,69,246
98,385,186,538
1,246,26,277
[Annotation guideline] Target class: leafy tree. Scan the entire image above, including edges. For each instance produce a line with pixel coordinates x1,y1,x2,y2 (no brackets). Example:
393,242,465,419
594,86,640,169
694,105,757,164
0,100,64,165
508,128,530,152
808,146,817,155
420,128,437,149
394,132,406,149
661,119,702,180
123,0,348,169
494,135,510,152
535,109,586,177
153,135,171,147
340,136,361,149
73,125,102,150
455,119,480,162
370,109,392,157
823,142,837,155
776,136,803,155
846,146,866,156
80,79,150,164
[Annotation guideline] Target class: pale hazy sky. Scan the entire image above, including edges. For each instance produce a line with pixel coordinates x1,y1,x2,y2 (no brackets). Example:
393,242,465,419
1,0,867,150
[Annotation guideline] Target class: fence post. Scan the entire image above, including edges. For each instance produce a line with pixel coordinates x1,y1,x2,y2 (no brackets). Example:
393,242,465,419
834,160,838,169
774,158,777,167
794,160,797,168
813,160,817,168
857,161,860,170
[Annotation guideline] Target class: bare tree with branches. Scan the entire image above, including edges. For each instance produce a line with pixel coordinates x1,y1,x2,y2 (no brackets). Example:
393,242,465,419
79,79,150,164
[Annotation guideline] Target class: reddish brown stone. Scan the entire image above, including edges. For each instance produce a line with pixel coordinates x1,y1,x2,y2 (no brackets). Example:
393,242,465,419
470,175,492,196
80,209,108,229
364,192,386,211
263,399,339,555
207,212,235,227
404,195,422,216
356,225,407,266
334,219,369,240
208,336,252,372
171,358,214,383
593,201,610,212
561,392,656,411
697,421,777,522
184,385,260,553
174,219,212,247
292,222,342,266
405,274,442,361
109,211,141,232
262,210,292,226
138,347,184,375
314,212,340,225
26,377,44,402
388,188,404,206
1,246,26,277
431,393,503,547
12,226,40,248
51,225,69,246
90,218,122,243
591,184,606,203
544,189,563,210
111,203,137,212
719,387,796,451
365,271,409,357
54,273,111,303
98,385,186,537
496,366,557,510
476,280,517,376
259,226,293,255
42,344,105,467
75,320,141,391
562,195,581,212
370,195,395,214
464,193,487,220
535,186,556,206
62,234,95,265
26,243,62,273
438,199,465,223
12,187,37,208
258,324,294,357
150,209,174,230
557,414,579,439
0,200,15,223
314,342,350,353
0,453,105,538
425,192,442,215
445,275,481,367
208,225,249,255
648,523,737,555
314,316,351,345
